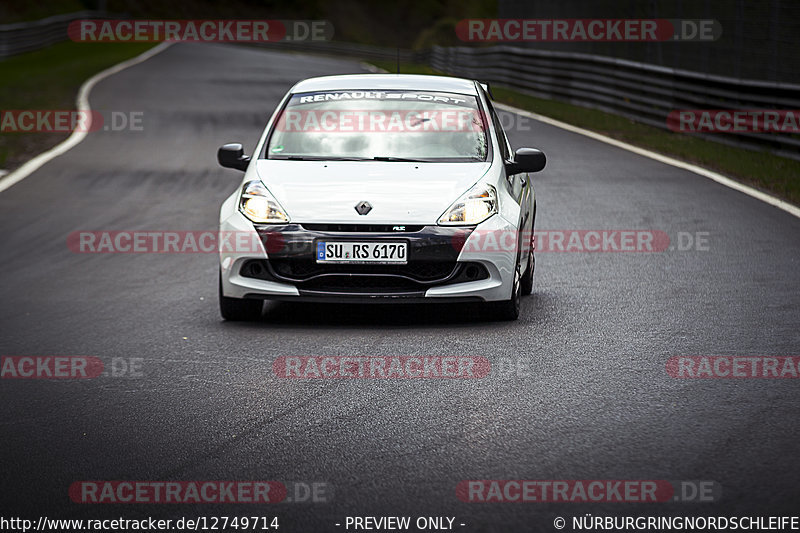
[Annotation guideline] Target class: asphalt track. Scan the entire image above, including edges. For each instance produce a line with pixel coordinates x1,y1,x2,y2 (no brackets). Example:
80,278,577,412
0,43,799,531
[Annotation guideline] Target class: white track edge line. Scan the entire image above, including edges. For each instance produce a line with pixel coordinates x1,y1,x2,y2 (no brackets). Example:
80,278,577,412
494,102,800,219
0,42,173,195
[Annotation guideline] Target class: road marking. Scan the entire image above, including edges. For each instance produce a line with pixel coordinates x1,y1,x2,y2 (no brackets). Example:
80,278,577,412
494,102,800,219
0,42,173,195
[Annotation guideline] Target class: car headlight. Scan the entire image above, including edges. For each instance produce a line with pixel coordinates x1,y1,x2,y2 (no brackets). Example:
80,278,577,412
438,184,497,225
239,180,289,223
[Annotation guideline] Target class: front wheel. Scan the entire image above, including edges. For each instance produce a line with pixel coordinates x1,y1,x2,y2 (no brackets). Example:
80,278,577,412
219,273,262,321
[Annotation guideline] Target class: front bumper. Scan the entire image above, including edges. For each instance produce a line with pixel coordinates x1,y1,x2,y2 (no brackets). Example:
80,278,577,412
219,210,516,303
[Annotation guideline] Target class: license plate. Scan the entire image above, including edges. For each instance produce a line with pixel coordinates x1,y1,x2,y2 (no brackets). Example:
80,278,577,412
316,241,407,264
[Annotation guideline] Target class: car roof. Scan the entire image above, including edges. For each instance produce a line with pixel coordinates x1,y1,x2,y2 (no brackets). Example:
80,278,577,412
290,74,479,96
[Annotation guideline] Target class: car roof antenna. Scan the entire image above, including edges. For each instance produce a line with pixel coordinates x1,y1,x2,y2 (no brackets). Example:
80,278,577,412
396,46,400,74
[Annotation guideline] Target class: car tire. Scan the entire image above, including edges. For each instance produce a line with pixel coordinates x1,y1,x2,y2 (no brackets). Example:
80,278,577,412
219,273,262,321
521,246,534,296
491,261,521,321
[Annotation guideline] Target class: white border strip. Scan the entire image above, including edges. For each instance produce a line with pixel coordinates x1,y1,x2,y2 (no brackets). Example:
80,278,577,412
0,42,173,195
494,102,800,219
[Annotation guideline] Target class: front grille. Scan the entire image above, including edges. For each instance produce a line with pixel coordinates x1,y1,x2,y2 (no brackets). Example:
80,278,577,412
270,259,455,282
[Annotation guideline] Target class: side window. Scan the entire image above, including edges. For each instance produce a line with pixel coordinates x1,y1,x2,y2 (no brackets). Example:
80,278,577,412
485,98,512,162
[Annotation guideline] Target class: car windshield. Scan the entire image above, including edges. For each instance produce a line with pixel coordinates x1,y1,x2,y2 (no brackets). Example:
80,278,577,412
265,90,488,162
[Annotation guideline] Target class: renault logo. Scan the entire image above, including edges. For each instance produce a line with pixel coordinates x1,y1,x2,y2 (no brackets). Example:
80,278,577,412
355,201,372,215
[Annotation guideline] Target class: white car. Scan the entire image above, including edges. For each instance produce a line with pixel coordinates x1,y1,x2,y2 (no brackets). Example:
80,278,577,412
217,74,545,320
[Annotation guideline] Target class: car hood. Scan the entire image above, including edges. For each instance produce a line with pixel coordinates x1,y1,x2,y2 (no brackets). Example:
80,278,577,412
255,160,491,224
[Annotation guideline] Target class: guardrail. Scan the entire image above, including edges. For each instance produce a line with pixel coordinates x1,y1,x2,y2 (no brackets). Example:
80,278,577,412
2,13,797,161
428,45,800,161
0,11,112,58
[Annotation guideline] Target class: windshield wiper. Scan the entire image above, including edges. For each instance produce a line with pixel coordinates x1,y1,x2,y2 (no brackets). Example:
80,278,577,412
371,156,430,162
273,155,371,161
271,155,475,162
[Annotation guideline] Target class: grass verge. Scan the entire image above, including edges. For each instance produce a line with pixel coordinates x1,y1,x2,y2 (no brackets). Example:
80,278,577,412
0,41,156,173
371,60,800,206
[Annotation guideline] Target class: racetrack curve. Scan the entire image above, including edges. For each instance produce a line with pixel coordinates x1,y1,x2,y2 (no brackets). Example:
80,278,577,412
0,43,798,531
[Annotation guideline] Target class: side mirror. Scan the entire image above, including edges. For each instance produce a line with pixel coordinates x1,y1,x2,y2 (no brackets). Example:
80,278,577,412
506,147,546,175
218,143,251,171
